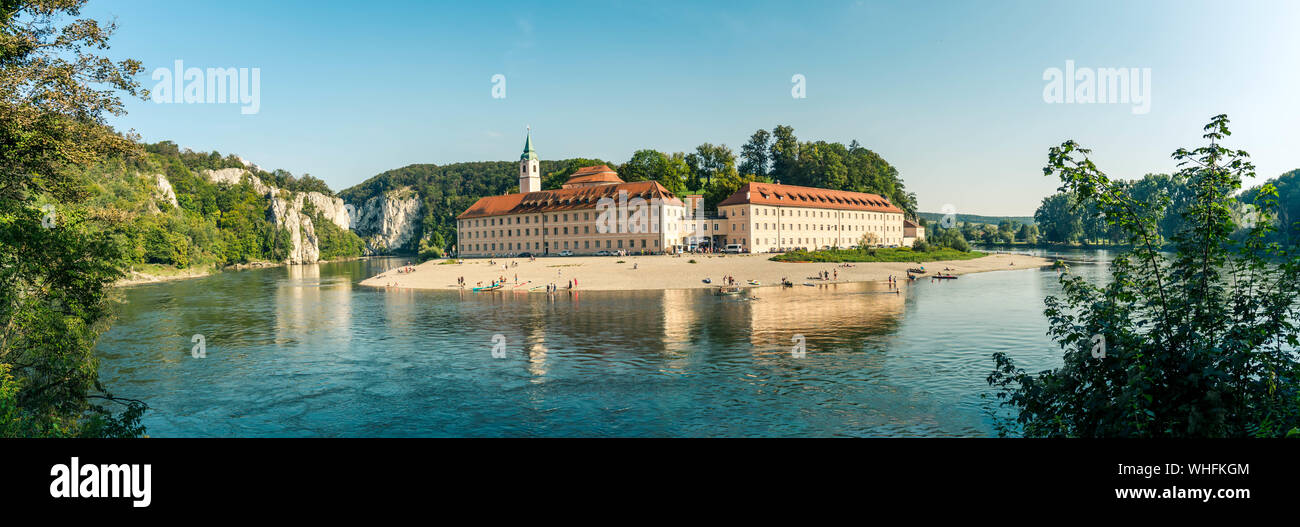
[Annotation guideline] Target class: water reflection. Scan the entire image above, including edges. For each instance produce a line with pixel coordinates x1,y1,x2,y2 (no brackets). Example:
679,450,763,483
95,257,1108,437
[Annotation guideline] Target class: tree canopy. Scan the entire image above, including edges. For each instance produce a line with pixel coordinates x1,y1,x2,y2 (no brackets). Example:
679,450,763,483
989,115,1300,438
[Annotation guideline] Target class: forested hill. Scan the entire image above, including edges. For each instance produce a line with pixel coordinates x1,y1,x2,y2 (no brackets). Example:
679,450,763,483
76,141,364,270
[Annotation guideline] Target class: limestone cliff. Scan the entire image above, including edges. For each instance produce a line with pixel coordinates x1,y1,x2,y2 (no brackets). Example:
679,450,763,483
200,168,354,264
349,186,422,254
153,174,178,209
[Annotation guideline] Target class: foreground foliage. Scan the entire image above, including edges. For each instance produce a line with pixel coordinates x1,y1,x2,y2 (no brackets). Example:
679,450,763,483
988,115,1300,437
1,0,147,436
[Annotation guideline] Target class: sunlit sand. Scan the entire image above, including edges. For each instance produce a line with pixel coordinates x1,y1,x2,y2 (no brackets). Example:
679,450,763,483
361,252,1052,292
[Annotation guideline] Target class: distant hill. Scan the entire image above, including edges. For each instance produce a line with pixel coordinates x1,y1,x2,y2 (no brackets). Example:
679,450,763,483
917,212,1035,226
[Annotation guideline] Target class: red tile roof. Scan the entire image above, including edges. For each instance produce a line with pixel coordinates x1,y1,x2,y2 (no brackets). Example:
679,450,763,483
563,165,624,186
717,182,904,214
457,180,683,220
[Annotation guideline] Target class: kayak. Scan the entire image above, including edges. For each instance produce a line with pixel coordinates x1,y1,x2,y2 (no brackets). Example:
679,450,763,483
934,274,958,280
473,284,503,291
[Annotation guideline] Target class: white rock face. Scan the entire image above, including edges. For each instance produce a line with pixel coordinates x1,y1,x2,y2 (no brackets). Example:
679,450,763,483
269,193,320,264
201,167,352,264
303,192,350,231
153,174,178,209
351,187,422,253
203,167,271,195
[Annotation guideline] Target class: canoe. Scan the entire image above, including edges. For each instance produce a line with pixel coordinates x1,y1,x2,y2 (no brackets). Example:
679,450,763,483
715,287,743,296
934,274,958,280
907,268,926,274
473,284,503,291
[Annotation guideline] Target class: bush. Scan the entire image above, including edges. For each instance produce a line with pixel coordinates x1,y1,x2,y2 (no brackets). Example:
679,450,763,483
910,239,930,252
988,115,1300,437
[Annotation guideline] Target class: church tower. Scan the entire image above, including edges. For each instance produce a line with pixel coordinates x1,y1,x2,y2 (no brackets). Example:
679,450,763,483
519,127,540,193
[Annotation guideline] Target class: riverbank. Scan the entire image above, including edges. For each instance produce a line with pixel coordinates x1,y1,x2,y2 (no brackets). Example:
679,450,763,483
114,256,378,287
115,263,221,287
359,252,1053,291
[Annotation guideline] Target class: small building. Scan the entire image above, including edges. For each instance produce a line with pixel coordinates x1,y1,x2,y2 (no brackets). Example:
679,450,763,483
903,219,925,247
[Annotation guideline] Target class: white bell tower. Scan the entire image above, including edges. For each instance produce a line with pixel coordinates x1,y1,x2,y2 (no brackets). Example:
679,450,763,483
519,126,540,193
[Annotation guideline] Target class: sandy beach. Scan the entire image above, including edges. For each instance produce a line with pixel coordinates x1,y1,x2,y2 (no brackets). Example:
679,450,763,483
360,252,1052,292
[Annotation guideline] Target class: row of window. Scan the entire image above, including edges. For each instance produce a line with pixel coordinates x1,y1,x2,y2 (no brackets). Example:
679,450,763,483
748,223,900,232
461,238,660,252
460,207,694,230
731,206,899,220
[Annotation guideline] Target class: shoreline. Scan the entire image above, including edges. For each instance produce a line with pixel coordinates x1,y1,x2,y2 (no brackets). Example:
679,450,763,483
360,252,1054,292
113,256,387,287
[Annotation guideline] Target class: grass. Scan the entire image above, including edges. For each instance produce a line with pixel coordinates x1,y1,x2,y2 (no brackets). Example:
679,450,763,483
769,247,986,263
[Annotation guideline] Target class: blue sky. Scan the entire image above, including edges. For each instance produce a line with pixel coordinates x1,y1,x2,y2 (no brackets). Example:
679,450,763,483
88,0,1300,215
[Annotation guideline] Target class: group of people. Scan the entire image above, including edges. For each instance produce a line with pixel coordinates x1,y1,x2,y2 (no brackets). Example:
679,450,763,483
544,279,577,293
816,269,838,281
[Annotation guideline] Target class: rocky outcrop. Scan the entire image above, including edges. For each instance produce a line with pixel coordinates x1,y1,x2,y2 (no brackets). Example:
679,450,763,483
269,193,320,264
350,187,422,253
203,167,271,195
304,192,350,231
201,168,353,264
153,174,178,209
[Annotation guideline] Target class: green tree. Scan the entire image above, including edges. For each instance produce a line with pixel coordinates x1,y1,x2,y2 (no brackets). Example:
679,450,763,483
1016,223,1039,244
686,143,736,188
989,115,1300,438
1,0,148,436
1034,193,1083,243
704,170,756,211
620,149,689,196
768,125,799,183
738,128,770,178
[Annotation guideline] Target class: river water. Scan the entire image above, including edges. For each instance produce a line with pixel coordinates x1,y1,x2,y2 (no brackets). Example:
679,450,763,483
94,250,1111,437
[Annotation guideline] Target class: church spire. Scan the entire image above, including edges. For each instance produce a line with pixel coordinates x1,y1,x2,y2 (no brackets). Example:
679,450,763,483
521,126,538,161
518,126,541,193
